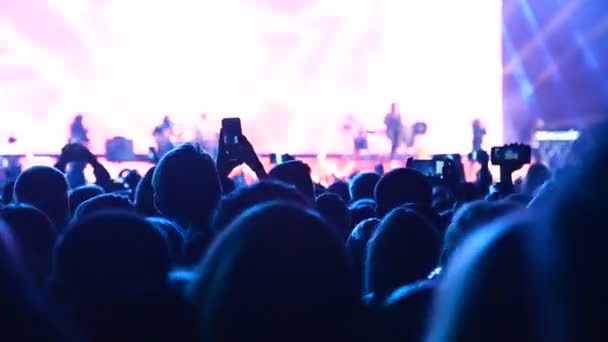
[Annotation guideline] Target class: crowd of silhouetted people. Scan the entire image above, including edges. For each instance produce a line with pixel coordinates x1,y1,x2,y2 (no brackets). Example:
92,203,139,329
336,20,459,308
0,122,606,342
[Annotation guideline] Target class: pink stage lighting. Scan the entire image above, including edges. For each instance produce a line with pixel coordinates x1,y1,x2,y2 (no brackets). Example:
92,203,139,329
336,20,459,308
0,0,503,156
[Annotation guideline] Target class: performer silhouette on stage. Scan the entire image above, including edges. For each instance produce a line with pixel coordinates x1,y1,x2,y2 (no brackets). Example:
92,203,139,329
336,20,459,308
472,119,486,152
384,103,403,159
70,114,90,145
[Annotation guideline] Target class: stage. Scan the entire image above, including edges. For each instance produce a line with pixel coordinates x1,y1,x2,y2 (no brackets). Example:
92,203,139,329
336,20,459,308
0,0,503,162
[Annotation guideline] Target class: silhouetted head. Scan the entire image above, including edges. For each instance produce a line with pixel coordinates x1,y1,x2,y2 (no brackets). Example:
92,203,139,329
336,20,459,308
366,208,440,297
327,181,351,203
316,193,352,243
51,211,170,296
537,123,608,341
375,168,432,217
74,286,199,342
346,218,380,293
73,194,134,221
0,221,74,341
268,160,315,201
212,180,307,232
349,172,381,202
504,193,532,206
0,205,57,287
440,200,520,267
68,184,104,216
376,281,436,342
189,202,360,342
390,102,398,113
152,143,222,231
1,180,15,205
14,166,69,229
135,167,158,217
146,217,185,264
426,219,540,342
349,198,377,227
523,163,551,196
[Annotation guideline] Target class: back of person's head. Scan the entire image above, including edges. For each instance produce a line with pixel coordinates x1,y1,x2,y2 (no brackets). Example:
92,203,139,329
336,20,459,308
152,143,222,230
146,217,185,264
0,221,74,341
426,219,539,342
51,211,170,296
135,167,158,217
349,172,381,201
74,286,199,342
73,193,134,221
211,180,308,232
375,168,432,217
14,166,69,229
504,193,532,206
440,200,520,267
349,198,377,227
68,184,104,216
346,218,380,293
189,202,360,342
523,163,551,195
376,281,436,342
268,160,315,201
327,181,351,203
316,193,352,243
1,180,15,205
0,205,57,287
366,208,440,297
539,123,608,341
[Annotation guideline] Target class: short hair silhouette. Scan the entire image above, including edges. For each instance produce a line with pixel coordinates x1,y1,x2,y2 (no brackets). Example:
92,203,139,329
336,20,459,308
0,220,74,341
268,160,315,201
316,193,352,243
426,219,539,342
327,181,351,203
212,180,307,232
51,211,170,295
374,168,432,217
366,208,440,297
135,167,158,217
523,163,551,196
440,200,520,267
349,199,377,227
146,217,185,263
189,202,360,342
375,281,436,342
73,193,134,220
349,172,381,201
73,287,199,342
346,218,380,293
14,166,69,229
152,143,222,231
68,184,104,215
0,204,57,287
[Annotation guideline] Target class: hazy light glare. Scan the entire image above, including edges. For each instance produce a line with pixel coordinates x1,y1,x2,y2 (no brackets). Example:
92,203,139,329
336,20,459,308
0,0,503,155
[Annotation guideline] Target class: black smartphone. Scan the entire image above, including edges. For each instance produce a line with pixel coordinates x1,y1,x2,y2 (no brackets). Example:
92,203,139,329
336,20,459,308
221,118,242,146
407,159,444,177
491,145,531,165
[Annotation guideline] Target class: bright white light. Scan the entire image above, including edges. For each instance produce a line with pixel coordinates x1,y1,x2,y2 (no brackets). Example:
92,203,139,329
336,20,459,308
0,0,503,155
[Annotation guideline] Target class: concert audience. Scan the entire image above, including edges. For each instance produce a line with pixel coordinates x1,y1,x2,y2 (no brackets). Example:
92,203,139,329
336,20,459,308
0,121,605,341
188,202,362,342
68,184,105,216
13,166,70,230
349,171,381,201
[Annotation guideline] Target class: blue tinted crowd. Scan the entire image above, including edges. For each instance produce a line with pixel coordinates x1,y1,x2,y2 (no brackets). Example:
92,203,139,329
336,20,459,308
0,123,605,341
